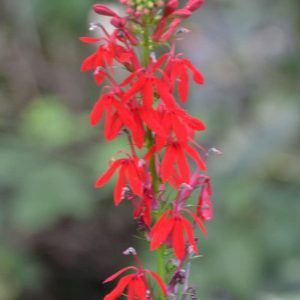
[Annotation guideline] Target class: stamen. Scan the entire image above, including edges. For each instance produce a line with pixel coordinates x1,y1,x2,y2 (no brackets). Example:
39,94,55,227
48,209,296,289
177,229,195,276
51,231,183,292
89,22,100,31
123,247,137,256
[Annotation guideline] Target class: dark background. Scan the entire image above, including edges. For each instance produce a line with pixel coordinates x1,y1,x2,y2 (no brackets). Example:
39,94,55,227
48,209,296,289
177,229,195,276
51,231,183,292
0,0,299,299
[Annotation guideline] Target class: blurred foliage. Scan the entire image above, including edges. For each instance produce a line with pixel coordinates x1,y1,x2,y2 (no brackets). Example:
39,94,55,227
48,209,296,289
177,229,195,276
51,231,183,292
0,0,300,299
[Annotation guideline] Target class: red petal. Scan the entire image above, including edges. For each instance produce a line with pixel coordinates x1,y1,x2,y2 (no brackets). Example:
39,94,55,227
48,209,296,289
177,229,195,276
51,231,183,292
143,205,151,227
176,146,190,183
103,274,134,300
103,266,137,283
81,53,97,72
143,79,153,108
184,59,204,84
95,159,124,188
127,280,135,300
185,115,206,131
134,277,147,300
181,216,198,254
90,95,107,126
131,114,145,149
161,145,177,182
105,45,114,69
155,78,176,109
94,71,106,85
172,218,185,260
170,61,181,86
151,216,174,250
150,209,172,250
144,145,157,161
145,269,167,296
114,165,127,205
184,144,206,171
79,37,102,43
153,53,168,70
183,209,208,238
127,162,143,197
140,109,166,137
171,114,188,143
114,102,134,129
123,77,145,101
178,65,189,102
107,115,123,140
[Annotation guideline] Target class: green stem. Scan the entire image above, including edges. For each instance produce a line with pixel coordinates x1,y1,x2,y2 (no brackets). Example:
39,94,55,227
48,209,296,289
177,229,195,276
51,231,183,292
143,17,166,300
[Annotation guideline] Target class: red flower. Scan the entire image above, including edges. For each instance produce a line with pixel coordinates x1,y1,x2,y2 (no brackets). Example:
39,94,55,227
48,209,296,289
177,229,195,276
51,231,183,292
103,266,167,300
157,105,206,143
95,156,145,205
146,141,206,184
150,208,207,260
80,35,137,82
166,54,204,102
80,38,115,72
124,101,166,149
121,60,177,109
90,91,136,141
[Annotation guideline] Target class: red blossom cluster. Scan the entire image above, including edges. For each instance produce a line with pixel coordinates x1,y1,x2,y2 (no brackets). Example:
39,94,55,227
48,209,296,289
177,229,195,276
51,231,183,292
81,0,217,299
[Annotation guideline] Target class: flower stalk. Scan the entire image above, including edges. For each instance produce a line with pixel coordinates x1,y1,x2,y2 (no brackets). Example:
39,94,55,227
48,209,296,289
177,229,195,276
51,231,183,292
80,0,217,298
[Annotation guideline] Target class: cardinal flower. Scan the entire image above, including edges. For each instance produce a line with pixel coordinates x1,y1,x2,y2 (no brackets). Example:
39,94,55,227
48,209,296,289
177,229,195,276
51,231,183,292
80,31,138,81
90,91,137,141
165,54,204,102
80,37,117,74
95,155,145,205
150,208,207,260
145,140,206,184
121,59,177,109
157,105,206,143
125,101,166,149
103,249,167,300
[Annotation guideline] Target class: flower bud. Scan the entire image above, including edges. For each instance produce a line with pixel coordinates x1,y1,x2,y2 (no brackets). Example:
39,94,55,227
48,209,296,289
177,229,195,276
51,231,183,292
173,8,192,19
163,0,179,17
185,0,205,12
93,4,119,17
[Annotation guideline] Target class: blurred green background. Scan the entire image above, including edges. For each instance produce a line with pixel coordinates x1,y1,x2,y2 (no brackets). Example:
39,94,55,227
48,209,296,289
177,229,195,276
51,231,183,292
0,0,299,299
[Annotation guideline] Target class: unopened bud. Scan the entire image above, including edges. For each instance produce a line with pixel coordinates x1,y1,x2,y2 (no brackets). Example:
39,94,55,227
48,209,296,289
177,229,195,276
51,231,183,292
185,0,204,12
93,4,118,17
173,8,192,18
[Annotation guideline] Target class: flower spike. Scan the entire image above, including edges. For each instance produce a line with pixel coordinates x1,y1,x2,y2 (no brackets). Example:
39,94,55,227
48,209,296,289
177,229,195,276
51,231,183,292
81,0,216,298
